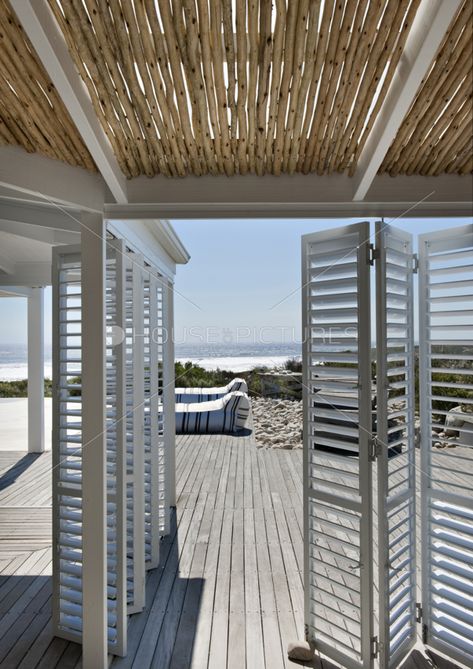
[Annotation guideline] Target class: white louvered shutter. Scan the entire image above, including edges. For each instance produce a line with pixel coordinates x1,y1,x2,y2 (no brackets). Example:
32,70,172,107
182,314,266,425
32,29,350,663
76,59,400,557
104,239,128,655
156,277,170,536
375,223,417,668
302,222,374,669
143,270,160,567
418,223,473,667
125,253,146,613
52,244,127,654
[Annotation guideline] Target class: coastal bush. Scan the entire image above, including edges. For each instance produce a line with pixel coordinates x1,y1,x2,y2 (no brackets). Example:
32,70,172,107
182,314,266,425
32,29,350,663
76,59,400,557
1,354,470,411
175,361,270,397
0,378,52,398
284,357,302,373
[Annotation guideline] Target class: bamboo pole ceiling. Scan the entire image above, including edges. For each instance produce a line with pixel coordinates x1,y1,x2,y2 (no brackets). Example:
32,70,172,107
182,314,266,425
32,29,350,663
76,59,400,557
47,0,427,177
0,0,95,170
1,0,471,179
381,0,473,177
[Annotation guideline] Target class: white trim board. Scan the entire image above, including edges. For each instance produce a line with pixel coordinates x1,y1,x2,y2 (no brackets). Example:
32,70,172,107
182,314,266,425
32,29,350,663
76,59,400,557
0,146,109,212
107,219,189,279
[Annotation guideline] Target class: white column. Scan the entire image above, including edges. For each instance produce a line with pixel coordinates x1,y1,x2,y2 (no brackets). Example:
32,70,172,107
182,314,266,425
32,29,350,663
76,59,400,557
27,287,45,453
164,280,176,508
81,212,108,668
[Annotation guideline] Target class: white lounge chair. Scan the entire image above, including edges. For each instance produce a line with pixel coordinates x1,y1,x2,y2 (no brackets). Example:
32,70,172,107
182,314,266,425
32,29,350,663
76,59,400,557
175,377,248,403
175,391,250,434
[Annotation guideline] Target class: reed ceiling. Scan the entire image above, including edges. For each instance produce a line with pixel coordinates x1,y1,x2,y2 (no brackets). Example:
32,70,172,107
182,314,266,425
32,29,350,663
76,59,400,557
0,0,95,171
381,0,473,177
0,0,471,180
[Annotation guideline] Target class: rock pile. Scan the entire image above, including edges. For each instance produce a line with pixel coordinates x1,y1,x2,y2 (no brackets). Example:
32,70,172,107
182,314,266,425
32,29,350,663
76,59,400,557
251,397,303,448
432,405,472,448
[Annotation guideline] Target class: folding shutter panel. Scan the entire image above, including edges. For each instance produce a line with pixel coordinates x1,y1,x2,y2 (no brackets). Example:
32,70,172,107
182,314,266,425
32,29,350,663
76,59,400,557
156,277,170,536
419,223,473,667
52,246,83,644
53,244,127,654
143,270,161,568
375,223,417,668
105,240,127,655
302,222,374,669
125,253,146,613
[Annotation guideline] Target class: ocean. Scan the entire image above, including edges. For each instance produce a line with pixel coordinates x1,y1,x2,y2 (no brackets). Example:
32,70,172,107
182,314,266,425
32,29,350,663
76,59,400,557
0,343,302,380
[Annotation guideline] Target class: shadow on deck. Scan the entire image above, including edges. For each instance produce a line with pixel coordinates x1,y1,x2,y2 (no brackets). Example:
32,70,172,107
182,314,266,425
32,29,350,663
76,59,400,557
0,437,462,669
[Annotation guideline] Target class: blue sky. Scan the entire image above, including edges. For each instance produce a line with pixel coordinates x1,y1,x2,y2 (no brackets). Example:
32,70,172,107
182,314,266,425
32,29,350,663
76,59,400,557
0,218,470,347
171,217,471,345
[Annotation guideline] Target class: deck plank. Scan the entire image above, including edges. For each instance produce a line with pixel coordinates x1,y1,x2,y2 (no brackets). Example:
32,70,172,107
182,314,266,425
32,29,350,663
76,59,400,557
0,434,466,669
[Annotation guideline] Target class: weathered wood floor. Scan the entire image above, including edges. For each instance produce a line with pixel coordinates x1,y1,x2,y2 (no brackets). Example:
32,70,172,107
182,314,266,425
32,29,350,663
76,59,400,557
0,437,464,668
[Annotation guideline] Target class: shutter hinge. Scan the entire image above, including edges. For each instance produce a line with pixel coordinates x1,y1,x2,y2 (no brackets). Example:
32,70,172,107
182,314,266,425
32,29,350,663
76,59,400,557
369,435,381,461
422,623,428,645
368,243,379,265
417,604,428,643
412,253,419,274
371,635,379,659
416,602,423,623
304,623,309,641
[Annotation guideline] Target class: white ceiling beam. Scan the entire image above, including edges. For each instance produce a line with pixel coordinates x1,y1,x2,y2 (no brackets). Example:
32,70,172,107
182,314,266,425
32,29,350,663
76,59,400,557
0,252,15,275
352,0,464,202
0,286,35,297
10,0,128,205
0,262,51,286
0,219,79,244
0,198,81,233
0,146,107,211
116,172,473,218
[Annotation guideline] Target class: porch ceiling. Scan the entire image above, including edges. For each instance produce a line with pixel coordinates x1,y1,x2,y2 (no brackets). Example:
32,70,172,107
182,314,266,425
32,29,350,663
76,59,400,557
381,0,473,177
0,0,472,183
0,0,95,171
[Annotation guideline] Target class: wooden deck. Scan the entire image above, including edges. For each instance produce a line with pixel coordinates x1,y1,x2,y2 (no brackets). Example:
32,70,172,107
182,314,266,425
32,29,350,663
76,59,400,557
0,436,463,669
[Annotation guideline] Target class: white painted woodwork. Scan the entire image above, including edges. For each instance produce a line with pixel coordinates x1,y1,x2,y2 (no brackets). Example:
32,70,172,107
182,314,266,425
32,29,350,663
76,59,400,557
352,0,464,201
81,212,108,668
105,238,128,656
0,218,79,244
302,221,473,669
0,286,35,297
1,143,471,218
119,173,473,218
0,146,107,211
126,252,146,613
0,251,15,274
164,280,176,509
0,263,52,286
419,223,473,668
107,219,188,279
302,222,374,669
9,1,127,204
376,224,417,669
28,287,45,453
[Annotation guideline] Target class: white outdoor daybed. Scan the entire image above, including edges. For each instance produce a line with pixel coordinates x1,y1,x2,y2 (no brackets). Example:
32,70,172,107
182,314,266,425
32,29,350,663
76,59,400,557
175,391,250,434
175,377,248,403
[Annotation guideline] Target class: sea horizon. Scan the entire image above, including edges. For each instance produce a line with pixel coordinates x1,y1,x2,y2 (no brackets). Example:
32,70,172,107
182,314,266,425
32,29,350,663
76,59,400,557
0,342,302,380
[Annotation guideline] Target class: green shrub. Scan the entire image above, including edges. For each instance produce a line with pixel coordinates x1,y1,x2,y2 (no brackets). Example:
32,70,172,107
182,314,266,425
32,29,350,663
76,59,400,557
0,378,52,398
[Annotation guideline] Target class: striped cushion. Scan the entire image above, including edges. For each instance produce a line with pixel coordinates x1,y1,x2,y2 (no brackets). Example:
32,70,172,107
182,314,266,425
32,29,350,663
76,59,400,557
175,391,250,434
175,377,248,403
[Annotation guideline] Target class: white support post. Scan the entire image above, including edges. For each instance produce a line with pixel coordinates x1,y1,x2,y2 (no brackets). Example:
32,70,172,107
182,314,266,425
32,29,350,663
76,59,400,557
81,212,107,668
163,280,176,508
27,287,45,453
